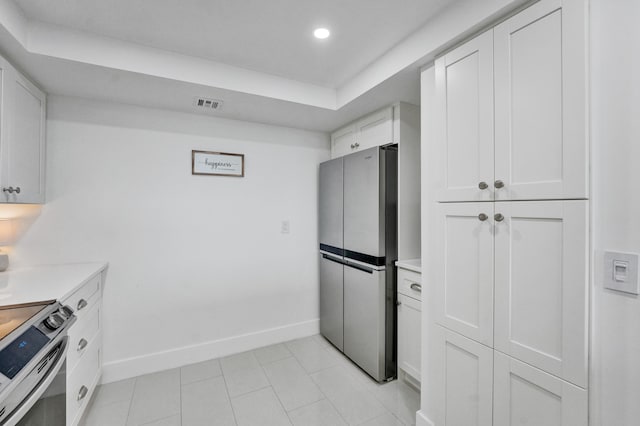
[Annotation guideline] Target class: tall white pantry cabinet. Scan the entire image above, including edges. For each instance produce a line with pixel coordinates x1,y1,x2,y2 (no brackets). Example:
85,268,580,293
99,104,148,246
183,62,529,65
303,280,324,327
422,0,589,425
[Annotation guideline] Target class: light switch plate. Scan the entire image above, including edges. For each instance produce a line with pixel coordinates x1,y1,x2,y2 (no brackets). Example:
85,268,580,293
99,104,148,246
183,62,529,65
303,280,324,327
604,251,639,295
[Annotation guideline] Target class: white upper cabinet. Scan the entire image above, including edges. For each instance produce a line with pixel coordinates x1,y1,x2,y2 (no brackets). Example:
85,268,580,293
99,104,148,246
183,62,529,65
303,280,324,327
330,103,416,159
434,30,494,202
435,0,587,202
435,202,494,347
494,0,587,200
493,352,588,426
0,55,46,204
494,200,588,388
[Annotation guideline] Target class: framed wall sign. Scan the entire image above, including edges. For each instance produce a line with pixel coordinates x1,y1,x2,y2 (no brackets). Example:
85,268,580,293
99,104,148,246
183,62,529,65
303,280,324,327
192,150,245,177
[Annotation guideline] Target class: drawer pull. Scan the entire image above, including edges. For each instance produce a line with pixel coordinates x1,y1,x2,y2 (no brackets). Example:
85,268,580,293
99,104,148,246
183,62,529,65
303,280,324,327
77,299,88,311
77,385,88,402
410,283,422,292
77,338,88,352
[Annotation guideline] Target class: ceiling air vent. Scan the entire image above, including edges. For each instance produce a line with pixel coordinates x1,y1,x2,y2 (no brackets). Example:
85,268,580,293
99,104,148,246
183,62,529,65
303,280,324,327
193,97,224,111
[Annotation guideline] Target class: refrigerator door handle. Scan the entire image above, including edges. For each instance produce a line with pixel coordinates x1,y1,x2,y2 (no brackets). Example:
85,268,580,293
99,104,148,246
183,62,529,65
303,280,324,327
322,253,347,265
344,261,374,274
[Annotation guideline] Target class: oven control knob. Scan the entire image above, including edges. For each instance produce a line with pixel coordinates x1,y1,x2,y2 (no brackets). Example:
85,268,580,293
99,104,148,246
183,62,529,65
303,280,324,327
59,305,74,319
44,314,65,330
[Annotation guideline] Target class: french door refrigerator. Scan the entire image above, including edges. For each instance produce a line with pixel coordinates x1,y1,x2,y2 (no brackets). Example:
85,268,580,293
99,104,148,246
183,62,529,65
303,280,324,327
319,145,398,382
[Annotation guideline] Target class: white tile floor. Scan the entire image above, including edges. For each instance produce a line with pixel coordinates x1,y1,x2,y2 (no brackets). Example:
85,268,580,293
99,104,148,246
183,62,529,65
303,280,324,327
80,335,420,426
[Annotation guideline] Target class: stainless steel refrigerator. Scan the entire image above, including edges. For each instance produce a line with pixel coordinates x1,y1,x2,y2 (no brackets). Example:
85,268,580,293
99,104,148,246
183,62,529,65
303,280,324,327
318,145,397,382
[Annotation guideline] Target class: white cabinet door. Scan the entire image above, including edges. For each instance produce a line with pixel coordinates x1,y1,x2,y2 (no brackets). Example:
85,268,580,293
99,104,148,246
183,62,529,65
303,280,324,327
1,64,46,204
494,201,588,388
494,351,588,426
398,293,421,382
435,30,494,202
355,107,393,151
494,0,587,200
331,125,356,159
433,326,493,426
435,202,494,346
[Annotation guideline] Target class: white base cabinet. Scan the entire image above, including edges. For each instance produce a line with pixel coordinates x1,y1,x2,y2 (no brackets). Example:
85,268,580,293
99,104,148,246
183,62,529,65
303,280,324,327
494,352,588,426
62,269,105,426
432,326,493,426
397,266,422,384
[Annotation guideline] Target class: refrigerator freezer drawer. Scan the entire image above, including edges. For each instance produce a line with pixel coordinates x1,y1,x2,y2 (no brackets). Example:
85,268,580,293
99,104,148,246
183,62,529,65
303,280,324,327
343,264,387,381
319,253,344,351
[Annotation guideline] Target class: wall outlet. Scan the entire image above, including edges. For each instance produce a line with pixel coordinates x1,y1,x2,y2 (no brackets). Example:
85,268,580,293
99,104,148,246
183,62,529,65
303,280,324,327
281,220,290,234
604,251,639,295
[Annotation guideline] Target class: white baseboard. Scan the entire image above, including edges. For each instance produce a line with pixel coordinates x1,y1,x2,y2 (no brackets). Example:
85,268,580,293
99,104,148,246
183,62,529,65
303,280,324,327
416,410,435,426
101,318,320,384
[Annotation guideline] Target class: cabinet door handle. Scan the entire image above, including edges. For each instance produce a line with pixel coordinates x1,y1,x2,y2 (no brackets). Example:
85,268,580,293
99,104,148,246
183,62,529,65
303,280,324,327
77,338,88,352
2,187,15,194
77,299,88,311
77,385,88,402
350,144,355,149
494,180,505,189
478,213,488,221
494,213,505,222
410,283,422,292
14,187,20,194
478,181,488,190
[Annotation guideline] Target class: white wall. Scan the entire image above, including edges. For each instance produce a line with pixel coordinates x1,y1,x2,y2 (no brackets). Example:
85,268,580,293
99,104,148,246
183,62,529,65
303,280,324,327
590,1,640,424
8,96,329,382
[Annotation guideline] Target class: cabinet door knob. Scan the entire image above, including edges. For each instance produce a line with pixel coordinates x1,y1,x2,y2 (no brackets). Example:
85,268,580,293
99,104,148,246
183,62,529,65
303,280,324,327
77,299,88,311
350,144,355,149
77,338,88,352
494,180,505,189
354,142,360,148
478,181,488,190
396,300,401,306
14,187,20,194
77,385,88,401
410,283,422,292
478,213,488,221
494,213,505,222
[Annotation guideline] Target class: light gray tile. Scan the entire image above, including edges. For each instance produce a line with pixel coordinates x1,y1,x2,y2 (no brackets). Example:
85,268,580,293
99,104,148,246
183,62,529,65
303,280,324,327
357,412,405,426
371,381,419,426
288,399,348,426
82,399,130,426
262,357,324,411
231,387,292,426
127,369,181,426
285,337,342,374
312,335,333,349
181,358,222,385
92,378,136,407
181,376,236,426
140,415,181,426
253,344,292,365
221,351,269,397
310,366,386,425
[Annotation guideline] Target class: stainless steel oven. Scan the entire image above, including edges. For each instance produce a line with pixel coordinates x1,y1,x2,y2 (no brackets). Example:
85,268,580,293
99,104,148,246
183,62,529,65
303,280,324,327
0,301,75,426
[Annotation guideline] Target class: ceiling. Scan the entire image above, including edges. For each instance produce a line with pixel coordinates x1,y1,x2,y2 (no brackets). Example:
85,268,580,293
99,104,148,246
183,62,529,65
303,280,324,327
0,0,529,132
15,0,451,88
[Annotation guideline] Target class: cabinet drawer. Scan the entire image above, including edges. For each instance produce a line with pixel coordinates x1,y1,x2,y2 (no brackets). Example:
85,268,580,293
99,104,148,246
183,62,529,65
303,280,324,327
397,268,422,301
67,335,101,426
67,302,101,373
63,274,100,319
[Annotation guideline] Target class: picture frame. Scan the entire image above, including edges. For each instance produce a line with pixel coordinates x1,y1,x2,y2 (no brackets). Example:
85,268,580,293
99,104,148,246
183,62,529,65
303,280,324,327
192,150,245,177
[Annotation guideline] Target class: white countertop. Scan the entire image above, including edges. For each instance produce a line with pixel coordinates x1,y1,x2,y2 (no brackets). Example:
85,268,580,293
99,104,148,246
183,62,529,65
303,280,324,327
0,262,108,306
395,258,422,274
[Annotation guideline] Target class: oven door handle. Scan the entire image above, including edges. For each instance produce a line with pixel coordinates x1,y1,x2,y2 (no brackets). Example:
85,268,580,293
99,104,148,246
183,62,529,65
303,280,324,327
2,337,69,426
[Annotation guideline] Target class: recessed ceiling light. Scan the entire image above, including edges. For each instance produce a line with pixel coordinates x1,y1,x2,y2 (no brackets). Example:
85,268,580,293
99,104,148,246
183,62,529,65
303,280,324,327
313,28,330,39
